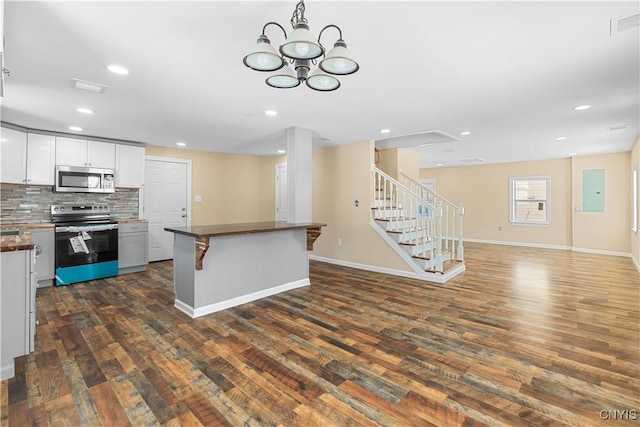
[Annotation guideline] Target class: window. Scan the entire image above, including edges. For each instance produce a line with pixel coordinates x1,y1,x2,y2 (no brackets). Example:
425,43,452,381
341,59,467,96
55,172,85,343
509,176,550,225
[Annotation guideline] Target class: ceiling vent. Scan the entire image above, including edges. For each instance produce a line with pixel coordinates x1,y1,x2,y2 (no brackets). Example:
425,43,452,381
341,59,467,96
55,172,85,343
72,78,107,93
375,130,458,150
610,12,640,36
607,124,629,131
461,157,487,163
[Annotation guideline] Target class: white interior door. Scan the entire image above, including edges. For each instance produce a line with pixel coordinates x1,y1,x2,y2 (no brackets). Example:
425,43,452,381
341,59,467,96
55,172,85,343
275,163,288,221
144,159,188,261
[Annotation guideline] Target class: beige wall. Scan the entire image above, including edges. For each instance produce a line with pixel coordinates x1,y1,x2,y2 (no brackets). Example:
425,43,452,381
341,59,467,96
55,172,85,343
397,149,420,182
377,148,420,181
312,140,412,271
421,158,573,247
421,153,634,254
377,148,398,178
633,139,640,267
145,145,264,225
572,152,631,254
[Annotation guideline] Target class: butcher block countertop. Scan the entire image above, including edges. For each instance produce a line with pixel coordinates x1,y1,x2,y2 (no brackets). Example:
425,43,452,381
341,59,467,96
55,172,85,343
0,226,35,252
164,221,326,239
117,219,148,224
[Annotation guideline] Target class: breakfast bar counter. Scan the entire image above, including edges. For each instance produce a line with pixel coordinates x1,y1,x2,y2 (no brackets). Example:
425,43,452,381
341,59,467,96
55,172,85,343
164,221,325,318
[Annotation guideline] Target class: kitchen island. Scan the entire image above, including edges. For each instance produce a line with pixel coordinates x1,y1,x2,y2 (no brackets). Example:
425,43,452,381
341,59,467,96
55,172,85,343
1,228,36,380
164,221,325,318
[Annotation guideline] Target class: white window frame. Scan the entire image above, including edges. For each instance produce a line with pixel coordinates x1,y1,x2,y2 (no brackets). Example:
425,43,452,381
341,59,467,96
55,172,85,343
509,176,551,226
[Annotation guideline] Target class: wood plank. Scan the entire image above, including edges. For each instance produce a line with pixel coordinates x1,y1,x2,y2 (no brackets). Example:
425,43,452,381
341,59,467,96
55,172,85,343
2,242,638,426
88,382,131,427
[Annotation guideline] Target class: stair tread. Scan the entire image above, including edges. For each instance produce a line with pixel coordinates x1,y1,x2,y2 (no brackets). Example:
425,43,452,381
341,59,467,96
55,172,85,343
412,249,450,260
398,237,433,246
426,259,464,274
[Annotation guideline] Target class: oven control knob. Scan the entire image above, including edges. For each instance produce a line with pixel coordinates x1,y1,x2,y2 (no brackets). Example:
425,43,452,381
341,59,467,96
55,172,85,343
60,207,65,211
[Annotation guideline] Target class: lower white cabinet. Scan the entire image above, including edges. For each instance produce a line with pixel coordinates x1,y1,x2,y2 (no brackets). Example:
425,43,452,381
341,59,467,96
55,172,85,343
28,227,55,288
118,222,148,274
1,249,36,380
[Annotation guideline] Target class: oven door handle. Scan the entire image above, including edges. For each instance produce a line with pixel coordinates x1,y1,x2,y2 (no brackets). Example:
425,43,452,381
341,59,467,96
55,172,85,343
55,224,119,233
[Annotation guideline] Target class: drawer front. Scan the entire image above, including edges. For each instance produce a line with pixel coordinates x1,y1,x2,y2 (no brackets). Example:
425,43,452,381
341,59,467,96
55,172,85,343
119,222,148,233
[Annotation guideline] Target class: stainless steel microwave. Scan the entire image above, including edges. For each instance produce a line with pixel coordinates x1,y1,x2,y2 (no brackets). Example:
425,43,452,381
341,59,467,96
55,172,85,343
55,165,115,193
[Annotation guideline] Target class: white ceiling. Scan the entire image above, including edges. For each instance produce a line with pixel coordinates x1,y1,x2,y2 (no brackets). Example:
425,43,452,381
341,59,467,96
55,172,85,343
2,1,639,168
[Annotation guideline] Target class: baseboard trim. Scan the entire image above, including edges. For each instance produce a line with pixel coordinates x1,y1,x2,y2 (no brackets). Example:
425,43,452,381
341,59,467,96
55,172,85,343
464,238,633,259
570,247,632,258
464,238,572,251
1,363,15,381
175,278,311,319
309,255,465,284
632,254,640,272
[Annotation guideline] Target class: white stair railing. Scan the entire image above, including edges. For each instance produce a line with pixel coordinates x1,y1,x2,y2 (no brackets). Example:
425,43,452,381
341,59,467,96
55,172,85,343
399,172,464,261
371,166,444,271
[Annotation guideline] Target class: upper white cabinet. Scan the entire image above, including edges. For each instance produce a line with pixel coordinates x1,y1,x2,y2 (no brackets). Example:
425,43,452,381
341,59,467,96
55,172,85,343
26,134,56,185
0,128,55,185
115,145,145,188
56,137,115,169
0,128,27,184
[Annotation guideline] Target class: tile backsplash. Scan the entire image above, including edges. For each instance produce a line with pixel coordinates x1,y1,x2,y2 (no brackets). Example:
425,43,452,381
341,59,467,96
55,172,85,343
1,184,140,224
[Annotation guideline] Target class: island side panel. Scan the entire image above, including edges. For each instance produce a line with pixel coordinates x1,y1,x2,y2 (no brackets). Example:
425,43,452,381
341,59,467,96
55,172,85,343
193,228,309,316
173,233,196,314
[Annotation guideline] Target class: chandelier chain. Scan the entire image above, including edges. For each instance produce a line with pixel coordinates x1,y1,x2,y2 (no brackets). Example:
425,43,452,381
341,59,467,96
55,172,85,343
290,0,308,28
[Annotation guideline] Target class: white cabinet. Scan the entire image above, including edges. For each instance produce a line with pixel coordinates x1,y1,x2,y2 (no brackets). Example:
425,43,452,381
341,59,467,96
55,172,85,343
28,227,55,288
118,222,148,273
0,129,55,185
56,137,115,169
27,134,56,185
0,127,27,183
1,249,35,380
115,145,145,188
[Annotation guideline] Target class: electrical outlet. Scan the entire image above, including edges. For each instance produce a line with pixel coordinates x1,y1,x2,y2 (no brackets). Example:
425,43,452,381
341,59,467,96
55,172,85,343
337,238,342,247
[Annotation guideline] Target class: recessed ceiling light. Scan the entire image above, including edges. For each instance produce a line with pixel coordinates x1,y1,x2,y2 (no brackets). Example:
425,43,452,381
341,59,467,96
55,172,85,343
379,129,390,134
176,142,186,146
568,152,577,156
607,124,628,131
573,104,591,111
106,65,129,75
76,107,94,114
419,143,433,147
555,136,567,141
459,131,471,136
436,163,444,167
68,126,83,132
277,150,286,154
265,110,278,116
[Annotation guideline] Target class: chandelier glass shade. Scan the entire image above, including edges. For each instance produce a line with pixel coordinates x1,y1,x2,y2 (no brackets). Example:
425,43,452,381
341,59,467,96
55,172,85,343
242,0,359,92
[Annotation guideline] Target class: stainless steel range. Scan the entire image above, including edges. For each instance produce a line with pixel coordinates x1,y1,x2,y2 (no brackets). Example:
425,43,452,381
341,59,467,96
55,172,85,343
51,204,118,286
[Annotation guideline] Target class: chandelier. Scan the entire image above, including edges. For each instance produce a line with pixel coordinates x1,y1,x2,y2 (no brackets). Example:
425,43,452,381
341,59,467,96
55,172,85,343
242,0,359,92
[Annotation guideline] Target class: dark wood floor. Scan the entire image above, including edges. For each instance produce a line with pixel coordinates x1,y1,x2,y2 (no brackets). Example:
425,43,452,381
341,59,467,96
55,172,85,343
1,242,639,426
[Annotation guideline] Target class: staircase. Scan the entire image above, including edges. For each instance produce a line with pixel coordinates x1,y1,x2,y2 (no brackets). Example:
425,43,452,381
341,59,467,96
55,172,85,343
370,166,465,282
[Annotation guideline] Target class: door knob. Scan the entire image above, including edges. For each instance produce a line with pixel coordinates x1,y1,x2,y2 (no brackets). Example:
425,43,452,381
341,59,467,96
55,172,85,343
181,214,186,218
